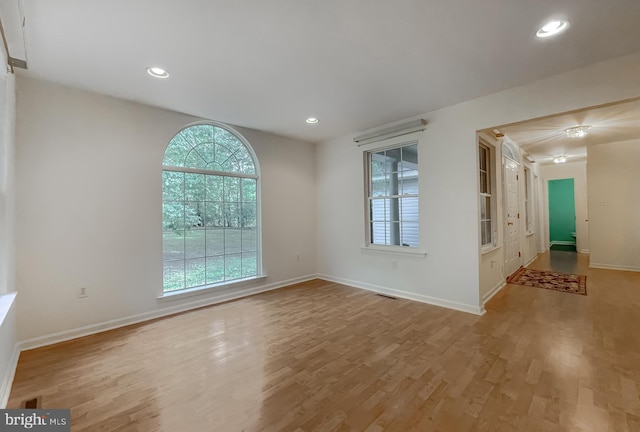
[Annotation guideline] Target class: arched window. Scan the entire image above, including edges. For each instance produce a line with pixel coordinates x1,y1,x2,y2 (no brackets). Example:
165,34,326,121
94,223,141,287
162,123,260,293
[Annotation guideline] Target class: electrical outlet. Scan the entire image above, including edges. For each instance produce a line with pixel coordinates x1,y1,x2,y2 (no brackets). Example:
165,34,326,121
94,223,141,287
77,287,88,299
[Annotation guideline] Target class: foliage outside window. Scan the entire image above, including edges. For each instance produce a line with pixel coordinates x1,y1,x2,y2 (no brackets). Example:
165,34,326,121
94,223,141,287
479,142,494,246
162,124,259,292
366,143,419,247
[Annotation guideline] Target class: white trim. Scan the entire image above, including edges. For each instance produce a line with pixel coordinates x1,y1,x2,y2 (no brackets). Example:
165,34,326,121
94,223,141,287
481,245,500,255
19,274,318,351
589,263,640,272
158,275,268,302
580,249,590,254
550,240,576,246
354,119,426,146
317,274,485,316
0,342,19,408
482,280,506,304
360,245,427,257
524,255,538,268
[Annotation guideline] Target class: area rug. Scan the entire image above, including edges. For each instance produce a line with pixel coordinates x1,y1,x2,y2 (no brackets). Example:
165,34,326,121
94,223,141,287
507,267,587,295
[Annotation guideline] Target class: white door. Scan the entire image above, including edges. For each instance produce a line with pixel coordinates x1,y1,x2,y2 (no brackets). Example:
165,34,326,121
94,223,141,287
503,158,521,277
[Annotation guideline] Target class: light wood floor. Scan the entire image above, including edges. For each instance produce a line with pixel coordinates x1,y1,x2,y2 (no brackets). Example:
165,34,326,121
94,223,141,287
8,252,640,431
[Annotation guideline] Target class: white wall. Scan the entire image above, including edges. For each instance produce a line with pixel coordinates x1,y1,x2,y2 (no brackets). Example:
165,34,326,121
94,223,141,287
588,139,640,271
540,161,589,253
0,47,18,407
317,52,640,313
15,76,317,342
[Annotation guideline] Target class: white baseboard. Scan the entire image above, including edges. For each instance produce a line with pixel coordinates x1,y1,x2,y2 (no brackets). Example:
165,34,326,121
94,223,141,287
580,249,590,254
0,342,20,408
589,263,640,273
550,240,576,246
524,255,538,268
317,274,485,316
19,274,319,351
482,280,506,305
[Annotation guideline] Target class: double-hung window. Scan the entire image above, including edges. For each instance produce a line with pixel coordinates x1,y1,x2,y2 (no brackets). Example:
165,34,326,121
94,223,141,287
365,143,419,248
479,141,494,247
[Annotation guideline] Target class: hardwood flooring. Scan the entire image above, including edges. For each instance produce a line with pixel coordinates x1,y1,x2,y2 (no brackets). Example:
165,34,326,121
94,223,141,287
8,252,640,431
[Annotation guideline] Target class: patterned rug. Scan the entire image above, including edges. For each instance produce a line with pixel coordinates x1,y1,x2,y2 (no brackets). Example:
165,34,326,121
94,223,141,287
507,267,587,295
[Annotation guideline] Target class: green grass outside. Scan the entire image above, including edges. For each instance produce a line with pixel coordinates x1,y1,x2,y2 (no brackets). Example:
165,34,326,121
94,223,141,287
163,228,257,291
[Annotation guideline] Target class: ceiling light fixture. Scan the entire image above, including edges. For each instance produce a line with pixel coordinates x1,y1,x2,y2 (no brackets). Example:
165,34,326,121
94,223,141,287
306,117,319,124
536,20,569,38
553,155,568,164
565,125,590,138
146,67,170,78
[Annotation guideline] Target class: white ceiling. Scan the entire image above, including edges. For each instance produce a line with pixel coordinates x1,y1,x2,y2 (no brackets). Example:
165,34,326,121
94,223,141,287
9,0,640,142
494,98,640,165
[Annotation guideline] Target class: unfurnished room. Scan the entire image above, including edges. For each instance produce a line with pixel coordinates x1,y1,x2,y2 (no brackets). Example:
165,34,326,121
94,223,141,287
1,1,640,431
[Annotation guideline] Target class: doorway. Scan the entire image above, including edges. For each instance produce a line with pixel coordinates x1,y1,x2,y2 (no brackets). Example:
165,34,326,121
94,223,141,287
548,178,577,252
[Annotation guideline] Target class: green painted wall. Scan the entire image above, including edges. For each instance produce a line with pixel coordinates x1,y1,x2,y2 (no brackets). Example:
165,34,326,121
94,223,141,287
548,178,576,243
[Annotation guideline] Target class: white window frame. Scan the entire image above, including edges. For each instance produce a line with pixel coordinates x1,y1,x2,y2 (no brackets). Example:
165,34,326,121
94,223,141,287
523,166,534,234
479,139,497,251
160,121,263,298
361,133,426,256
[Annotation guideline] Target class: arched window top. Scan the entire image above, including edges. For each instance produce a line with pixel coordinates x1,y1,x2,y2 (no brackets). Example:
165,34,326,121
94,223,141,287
163,123,256,175
501,136,520,164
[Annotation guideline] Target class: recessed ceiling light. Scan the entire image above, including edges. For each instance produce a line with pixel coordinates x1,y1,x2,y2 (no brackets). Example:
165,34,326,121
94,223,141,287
306,117,319,124
565,125,590,138
536,20,569,38
146,67,170,78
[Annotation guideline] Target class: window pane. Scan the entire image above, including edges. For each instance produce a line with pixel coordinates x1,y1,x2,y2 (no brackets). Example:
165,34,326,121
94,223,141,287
163,202,185,232
241,178,256,202
371,176,389,197
205,228,224,257
400,222,419,247
163,260,185,292
484,196,491,220
163,231,185,262
241,228,256,253
479,146,487,171
225,227,242,255
184,147,208,170
386,147,401,166
162,171,184,201
203,202,222,228
224,177,240,202
400,197,419,222
389,198,400,223
480,171,488,194
371,221,388,245
399,176,418,195
185,173,205,201
206,256,224,284
370,198,388,222
225,254,242,280
185,228,205,259
206,175,224,202
240,203,256,228
185,258,206,287
225,203,240,228
242,252,257,278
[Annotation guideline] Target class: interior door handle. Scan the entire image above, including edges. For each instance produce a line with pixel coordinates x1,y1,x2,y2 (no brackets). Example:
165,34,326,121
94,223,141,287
507,222,513,225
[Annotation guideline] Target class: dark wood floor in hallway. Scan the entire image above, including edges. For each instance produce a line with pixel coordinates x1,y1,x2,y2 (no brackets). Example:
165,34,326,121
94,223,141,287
8,252,640,431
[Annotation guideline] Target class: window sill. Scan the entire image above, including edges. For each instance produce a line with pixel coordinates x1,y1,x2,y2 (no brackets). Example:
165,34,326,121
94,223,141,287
157,275,268,302
481,245,500,255
361,245,427,257
0,292,17,327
